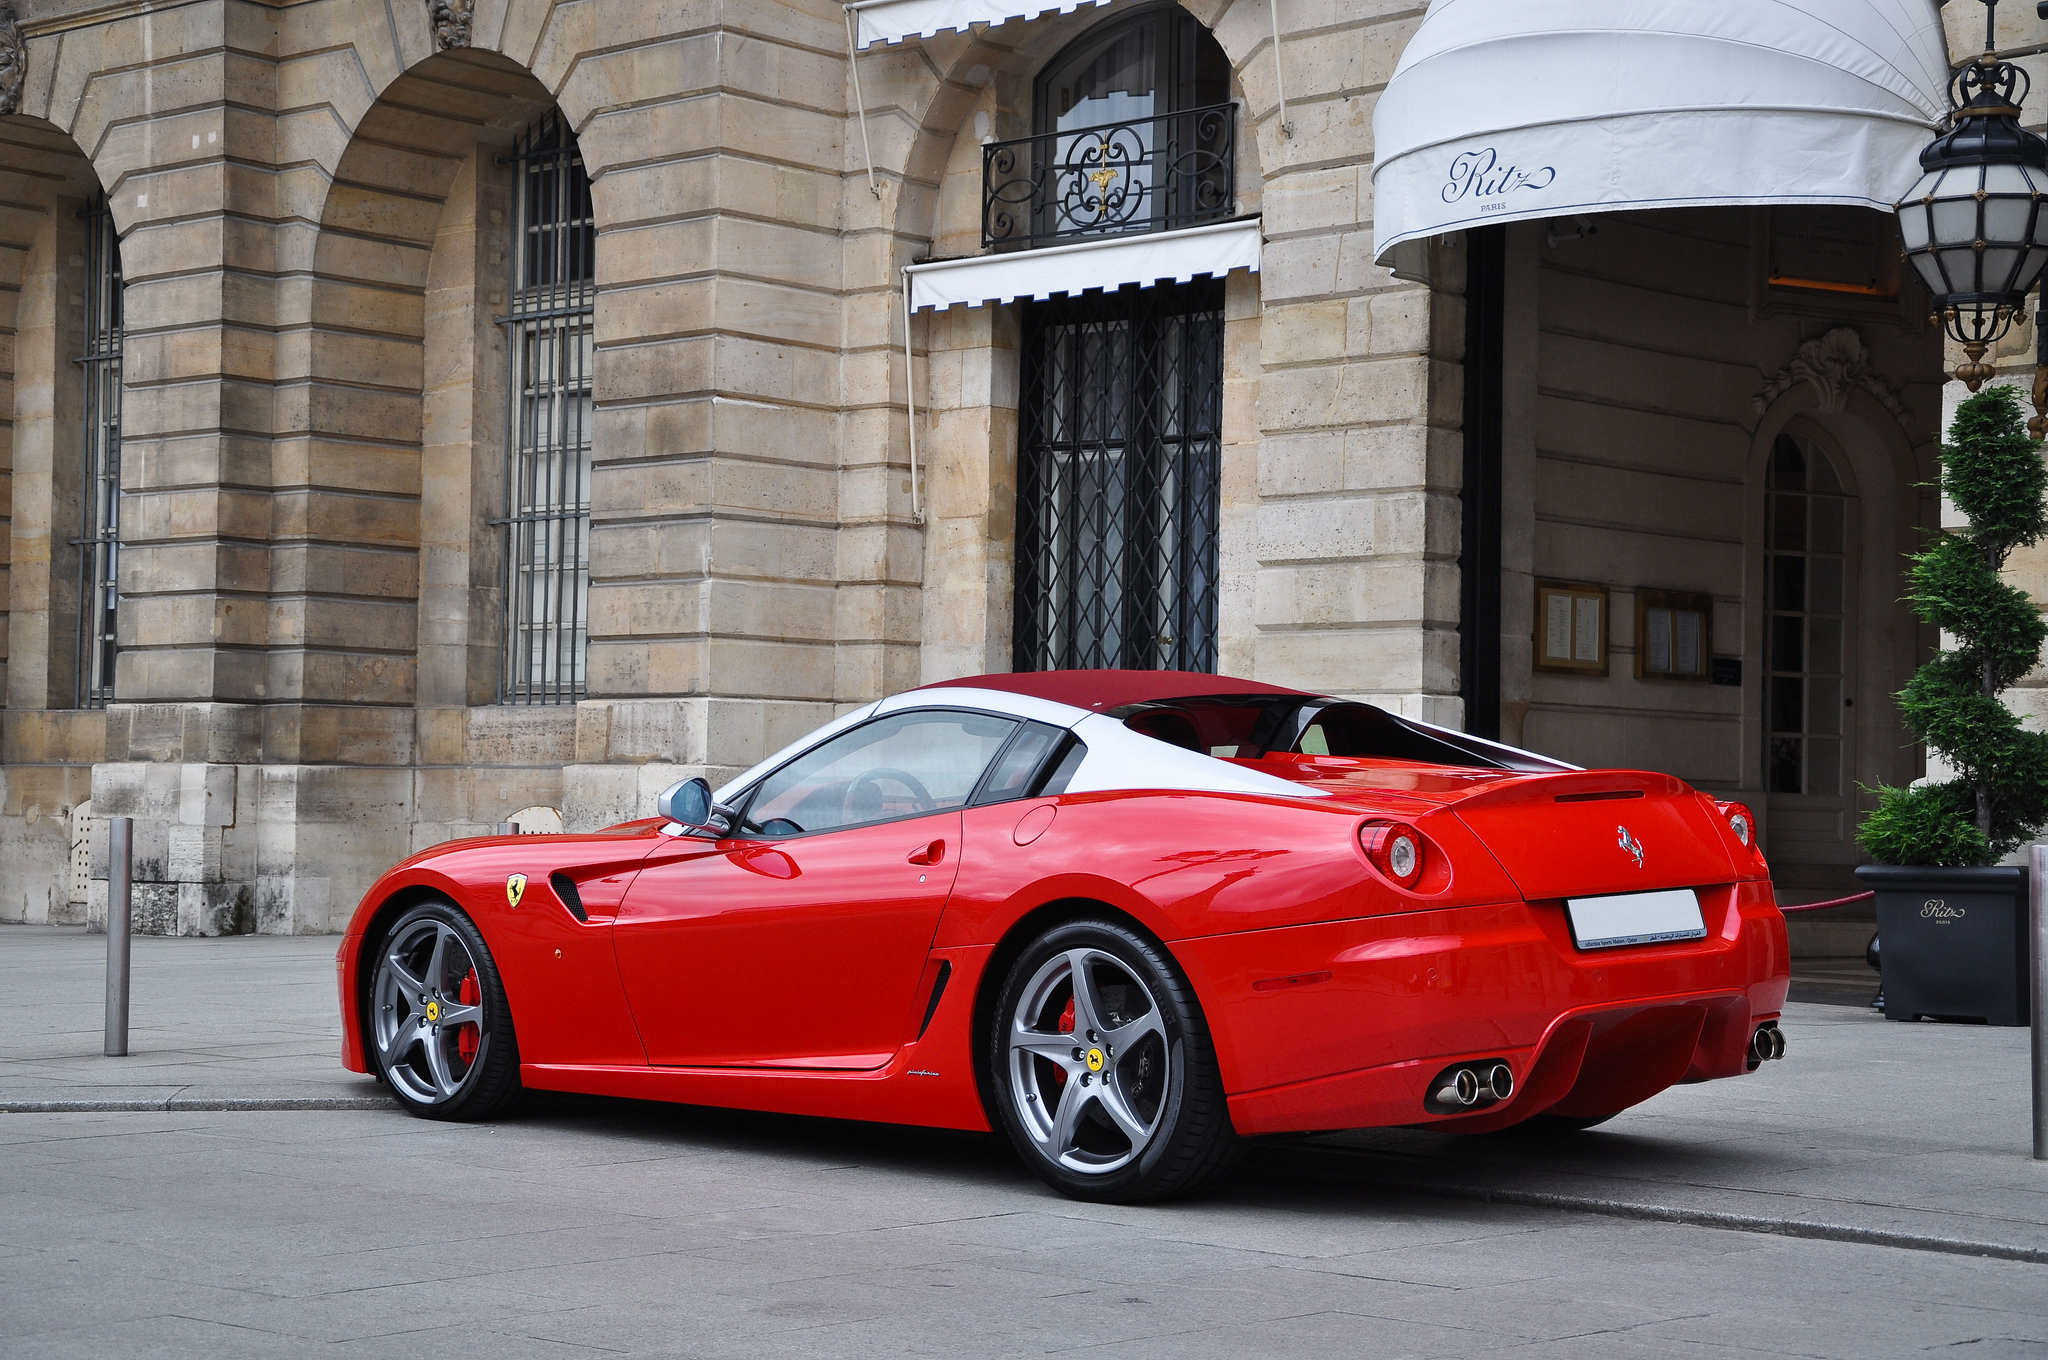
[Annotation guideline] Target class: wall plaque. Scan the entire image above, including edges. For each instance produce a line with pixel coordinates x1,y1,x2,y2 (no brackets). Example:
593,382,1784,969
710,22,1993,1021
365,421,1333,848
1534,580,1609,676
1636,588,1713,681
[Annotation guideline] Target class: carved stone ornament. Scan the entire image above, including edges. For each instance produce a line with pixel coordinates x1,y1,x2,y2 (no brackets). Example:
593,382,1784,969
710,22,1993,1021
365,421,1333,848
1752,326,1910,429
428,0,474,50
0,4,26,119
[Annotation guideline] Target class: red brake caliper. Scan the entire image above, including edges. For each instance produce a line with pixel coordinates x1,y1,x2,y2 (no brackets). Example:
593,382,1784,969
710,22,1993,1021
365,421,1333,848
456,969,480,1064
1050,994,1076,1087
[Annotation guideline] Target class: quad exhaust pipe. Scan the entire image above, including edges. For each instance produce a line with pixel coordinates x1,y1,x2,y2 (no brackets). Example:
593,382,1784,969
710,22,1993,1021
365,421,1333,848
1426,1060,1515,1113
1748,1022,1785,1070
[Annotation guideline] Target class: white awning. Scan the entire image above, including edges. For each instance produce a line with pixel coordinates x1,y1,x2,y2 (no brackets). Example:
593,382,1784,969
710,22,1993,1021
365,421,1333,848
905,218,1261,312
1371,0,1951,262
848,0,1115,48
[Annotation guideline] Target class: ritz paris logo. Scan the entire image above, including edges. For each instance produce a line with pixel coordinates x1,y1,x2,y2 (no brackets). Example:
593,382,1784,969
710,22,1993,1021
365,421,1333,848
1920,898,1966,921
1442,147,1557,209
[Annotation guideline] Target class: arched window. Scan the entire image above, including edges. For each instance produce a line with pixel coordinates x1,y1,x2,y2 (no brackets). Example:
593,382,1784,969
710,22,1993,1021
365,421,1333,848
77,196,122,709
502,112,595,704
1764,433,1848,796
993,5,1231,249
1035,5,1227,134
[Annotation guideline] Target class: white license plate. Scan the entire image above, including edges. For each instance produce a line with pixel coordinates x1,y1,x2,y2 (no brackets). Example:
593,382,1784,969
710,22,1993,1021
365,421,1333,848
1565,888,1706,950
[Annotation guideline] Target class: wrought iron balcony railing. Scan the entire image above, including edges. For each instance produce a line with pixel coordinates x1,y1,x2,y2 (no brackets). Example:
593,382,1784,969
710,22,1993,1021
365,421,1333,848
982,102,1237,252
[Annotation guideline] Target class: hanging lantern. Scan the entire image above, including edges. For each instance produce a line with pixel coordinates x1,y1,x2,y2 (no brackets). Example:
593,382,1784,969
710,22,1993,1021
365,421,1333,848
1895,0,2048,391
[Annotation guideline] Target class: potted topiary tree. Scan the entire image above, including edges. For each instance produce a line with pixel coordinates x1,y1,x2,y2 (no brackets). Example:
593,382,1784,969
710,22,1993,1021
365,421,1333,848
1855,385,2048,1025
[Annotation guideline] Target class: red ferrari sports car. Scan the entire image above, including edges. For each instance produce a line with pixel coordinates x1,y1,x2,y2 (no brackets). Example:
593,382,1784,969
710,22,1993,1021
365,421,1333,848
338,670,1788,1202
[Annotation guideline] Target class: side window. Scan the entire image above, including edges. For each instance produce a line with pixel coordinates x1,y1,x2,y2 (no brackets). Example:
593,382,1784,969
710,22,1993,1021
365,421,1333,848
743,710,1018,836
974,721,1067,804
1034,736,1088,796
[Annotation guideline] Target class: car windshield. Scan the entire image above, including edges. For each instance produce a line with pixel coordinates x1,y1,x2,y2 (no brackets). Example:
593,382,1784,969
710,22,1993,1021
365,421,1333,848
740,709,1019,835
1110,694,1546,770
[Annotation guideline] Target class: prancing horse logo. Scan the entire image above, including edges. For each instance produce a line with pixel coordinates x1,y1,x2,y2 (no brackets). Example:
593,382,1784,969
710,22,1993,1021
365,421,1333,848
1617,826,1644,868
506,873,527,908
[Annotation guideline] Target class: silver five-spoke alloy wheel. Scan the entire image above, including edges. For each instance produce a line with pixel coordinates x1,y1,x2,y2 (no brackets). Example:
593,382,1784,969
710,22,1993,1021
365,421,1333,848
1007,947,1171,1174
372,915,488,1107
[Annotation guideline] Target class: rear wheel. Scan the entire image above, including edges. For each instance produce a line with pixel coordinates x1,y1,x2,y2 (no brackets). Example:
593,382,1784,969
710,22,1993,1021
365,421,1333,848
989,919,1239,1203
368,901,521,1120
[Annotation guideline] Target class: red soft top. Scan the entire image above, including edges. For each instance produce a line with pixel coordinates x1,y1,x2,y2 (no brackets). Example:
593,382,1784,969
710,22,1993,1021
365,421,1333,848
918,669,1311,712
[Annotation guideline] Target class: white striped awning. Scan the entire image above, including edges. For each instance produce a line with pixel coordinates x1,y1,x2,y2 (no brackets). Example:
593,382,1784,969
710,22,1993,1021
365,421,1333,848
1371,0,1950,261
904,218,1261,311
847,0,1117,49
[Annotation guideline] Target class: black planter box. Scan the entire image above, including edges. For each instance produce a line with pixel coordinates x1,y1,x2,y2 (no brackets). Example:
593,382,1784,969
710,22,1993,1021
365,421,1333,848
1854,864,2032,1026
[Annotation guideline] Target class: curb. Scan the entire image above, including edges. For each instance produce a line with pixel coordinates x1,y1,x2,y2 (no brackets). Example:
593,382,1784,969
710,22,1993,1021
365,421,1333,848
2,1096,395,1113
1255,1147,2048,1266
1407,1180,2048,1266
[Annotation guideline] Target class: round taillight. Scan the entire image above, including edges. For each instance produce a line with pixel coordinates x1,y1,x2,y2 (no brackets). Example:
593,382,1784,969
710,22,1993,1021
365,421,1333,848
1717,801,1758,849
1359,822,1425,887
1387,833,1419,879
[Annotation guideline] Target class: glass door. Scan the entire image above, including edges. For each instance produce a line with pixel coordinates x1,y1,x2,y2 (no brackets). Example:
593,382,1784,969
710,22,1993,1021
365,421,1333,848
1762,432,1857,871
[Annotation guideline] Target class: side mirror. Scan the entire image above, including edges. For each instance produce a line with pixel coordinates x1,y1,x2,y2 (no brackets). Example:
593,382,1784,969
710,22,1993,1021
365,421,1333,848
656,777,732,836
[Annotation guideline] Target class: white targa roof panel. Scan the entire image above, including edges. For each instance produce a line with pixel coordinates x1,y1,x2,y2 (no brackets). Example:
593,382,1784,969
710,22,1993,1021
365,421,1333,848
905,218,1261,312
847,0,1116,48
1370,0,1951,260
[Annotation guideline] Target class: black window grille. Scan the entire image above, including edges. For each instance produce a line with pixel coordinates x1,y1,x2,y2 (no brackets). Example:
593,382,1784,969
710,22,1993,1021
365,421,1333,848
1014,278,1224,673
982,103,1235,252
77,196,122,709
987,5,1232,254
1764,434,1848,795
501,111,596,704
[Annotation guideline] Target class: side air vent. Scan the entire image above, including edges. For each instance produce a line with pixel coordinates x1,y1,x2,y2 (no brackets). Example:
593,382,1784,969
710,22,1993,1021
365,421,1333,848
918,960,952,1039
549,872,588,922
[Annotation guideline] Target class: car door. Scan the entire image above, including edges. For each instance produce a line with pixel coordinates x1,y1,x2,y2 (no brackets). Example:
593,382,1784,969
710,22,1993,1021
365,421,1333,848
613,707,1019,1068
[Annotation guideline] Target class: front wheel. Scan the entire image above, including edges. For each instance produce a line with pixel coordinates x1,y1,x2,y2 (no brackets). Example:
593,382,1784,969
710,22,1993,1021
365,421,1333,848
368,901,522,1120
988,919,1239,1203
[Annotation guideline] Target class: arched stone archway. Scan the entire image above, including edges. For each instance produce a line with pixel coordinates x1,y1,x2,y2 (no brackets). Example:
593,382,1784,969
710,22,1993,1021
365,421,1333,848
1746,370,1938,905
290,49,556,712
0,112,112,924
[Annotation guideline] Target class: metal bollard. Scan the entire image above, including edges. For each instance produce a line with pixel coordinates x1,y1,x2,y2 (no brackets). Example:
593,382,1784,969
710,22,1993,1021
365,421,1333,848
2033,843,2048,1160
104,816,133,1058
496,821,519,836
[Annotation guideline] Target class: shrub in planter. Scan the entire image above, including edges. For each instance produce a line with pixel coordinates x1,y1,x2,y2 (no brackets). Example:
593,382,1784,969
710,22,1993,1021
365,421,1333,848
1855,385,2048,1024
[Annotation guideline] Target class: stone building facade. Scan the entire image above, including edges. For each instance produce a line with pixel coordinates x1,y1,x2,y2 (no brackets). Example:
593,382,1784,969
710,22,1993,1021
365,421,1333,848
0,0,2028,939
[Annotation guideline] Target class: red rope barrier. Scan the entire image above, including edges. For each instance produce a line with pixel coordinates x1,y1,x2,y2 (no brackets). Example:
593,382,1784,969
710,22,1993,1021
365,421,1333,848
1776,890,1876,914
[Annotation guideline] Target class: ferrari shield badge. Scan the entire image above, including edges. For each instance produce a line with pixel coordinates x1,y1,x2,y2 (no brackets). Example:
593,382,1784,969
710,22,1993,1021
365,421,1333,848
506,873,527,908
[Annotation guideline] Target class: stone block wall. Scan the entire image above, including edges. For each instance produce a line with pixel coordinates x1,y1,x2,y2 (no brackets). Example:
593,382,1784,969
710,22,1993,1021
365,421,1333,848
0,0,1979,932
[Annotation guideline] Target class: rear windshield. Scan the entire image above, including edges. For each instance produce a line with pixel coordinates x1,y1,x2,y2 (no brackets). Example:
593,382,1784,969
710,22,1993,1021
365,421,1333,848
1110,695,1559,771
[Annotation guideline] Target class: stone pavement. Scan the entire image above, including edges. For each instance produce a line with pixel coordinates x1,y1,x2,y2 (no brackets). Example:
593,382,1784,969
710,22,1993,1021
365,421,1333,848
3,924,2046,1357
0,926,382,1110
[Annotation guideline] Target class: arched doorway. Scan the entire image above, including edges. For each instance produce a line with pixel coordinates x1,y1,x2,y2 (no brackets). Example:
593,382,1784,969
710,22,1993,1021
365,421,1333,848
1762,428,1859,875
0,115,116,924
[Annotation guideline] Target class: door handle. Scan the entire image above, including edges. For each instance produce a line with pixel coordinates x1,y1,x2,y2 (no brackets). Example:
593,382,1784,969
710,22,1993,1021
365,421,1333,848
907,839,945,866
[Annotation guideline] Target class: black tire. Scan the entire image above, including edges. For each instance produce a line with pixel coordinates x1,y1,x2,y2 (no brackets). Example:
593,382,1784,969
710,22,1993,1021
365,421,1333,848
987,918,1240,1203
366,900,522,1120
